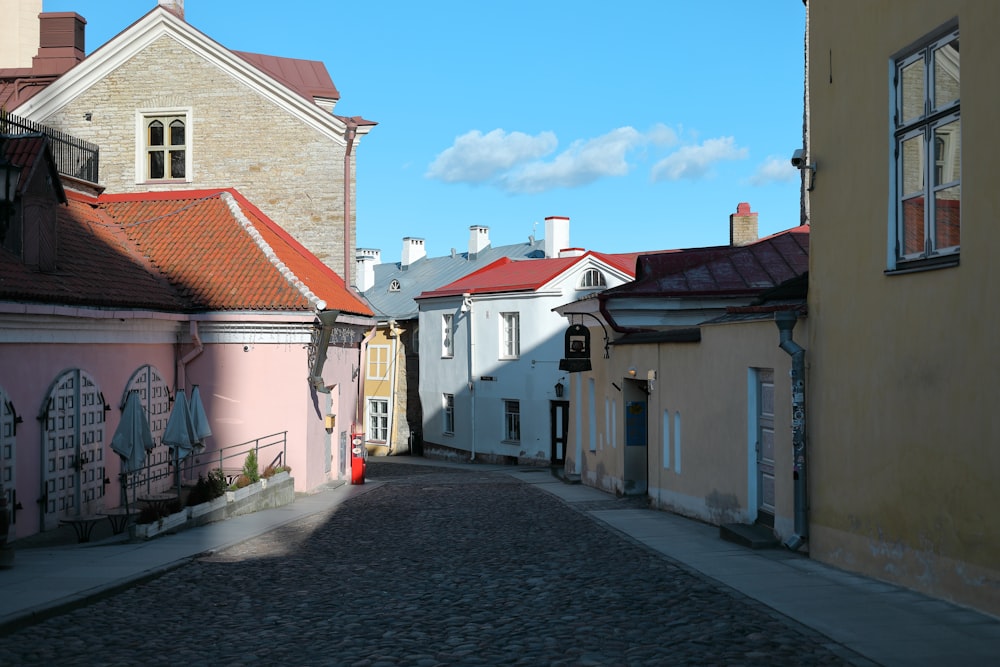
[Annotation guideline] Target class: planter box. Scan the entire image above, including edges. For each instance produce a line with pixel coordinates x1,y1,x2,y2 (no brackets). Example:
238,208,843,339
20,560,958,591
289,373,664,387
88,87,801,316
133,509,188,540
188,494,228,526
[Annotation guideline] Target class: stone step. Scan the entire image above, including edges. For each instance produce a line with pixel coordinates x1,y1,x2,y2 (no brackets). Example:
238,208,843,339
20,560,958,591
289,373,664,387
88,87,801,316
720,522,779,549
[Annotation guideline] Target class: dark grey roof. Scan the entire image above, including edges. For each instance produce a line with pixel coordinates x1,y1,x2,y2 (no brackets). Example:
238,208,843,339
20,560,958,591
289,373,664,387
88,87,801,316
359,240,546,320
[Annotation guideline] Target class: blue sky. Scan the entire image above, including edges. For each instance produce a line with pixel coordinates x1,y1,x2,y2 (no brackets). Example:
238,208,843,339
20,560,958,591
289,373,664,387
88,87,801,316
43,1,807,263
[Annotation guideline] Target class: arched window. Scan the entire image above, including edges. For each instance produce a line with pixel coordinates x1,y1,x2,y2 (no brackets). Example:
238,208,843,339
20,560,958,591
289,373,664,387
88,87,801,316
141,110,190,181
389,279,401,292
579,269,606,288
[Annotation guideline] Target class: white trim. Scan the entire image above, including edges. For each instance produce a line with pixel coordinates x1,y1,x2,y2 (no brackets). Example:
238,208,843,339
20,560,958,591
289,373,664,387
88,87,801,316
134,107,194,184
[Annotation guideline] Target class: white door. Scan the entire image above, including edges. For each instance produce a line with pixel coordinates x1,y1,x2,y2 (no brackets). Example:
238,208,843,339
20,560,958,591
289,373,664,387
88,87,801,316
755,370,776,523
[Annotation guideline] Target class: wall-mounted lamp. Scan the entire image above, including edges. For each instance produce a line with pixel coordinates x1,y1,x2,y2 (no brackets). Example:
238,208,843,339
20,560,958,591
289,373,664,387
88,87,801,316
83,112,93,121
627,367,637,377
554,380,565,398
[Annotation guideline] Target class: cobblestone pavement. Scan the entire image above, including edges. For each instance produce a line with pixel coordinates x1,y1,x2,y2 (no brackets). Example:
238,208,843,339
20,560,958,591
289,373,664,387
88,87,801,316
0,462,863,666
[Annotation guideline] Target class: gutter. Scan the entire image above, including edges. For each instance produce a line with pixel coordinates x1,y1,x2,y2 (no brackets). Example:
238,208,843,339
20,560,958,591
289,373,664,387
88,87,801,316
343,118,357,289
464,293,476,461
775,310,808,551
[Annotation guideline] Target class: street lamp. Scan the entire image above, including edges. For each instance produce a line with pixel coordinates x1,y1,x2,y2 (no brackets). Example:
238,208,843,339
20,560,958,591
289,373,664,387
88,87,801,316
0,152,22,244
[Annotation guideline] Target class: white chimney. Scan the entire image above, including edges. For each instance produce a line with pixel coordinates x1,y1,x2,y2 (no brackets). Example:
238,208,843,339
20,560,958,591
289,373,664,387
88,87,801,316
401,237,426,269
559,248,586,258
158,0,185,19
354,248,380,292
544,216,570,258
469,225,490,258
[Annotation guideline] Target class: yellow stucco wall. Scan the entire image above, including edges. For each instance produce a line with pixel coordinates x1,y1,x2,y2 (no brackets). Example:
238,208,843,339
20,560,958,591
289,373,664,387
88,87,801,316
808,0,1000,615
570,318,803,539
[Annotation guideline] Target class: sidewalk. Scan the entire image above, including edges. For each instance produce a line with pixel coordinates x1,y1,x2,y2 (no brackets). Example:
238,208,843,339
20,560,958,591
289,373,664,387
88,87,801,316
1,458,998,667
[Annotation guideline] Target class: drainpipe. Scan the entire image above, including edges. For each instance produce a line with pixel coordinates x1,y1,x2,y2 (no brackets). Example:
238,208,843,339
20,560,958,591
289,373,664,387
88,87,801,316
464,294,476,461
775,310,807,551
176,321,203,391
343,118,358,289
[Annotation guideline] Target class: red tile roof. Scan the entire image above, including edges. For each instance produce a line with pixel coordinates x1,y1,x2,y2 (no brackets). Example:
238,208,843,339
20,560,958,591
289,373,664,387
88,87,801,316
415,251,643,300
0,187,371,317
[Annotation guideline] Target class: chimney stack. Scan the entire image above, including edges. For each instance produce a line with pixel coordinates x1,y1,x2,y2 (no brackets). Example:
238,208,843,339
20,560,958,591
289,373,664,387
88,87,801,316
468,225,490,259
31,12,86,76
401,237,426,269
354,248,380,292
158,0,185,20
544,216,570,258
730,202,758,247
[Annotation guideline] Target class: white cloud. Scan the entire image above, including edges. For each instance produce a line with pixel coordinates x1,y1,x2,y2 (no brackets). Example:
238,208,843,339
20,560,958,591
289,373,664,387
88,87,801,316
747,155,799,186
425,129,557,183
650,136,748,181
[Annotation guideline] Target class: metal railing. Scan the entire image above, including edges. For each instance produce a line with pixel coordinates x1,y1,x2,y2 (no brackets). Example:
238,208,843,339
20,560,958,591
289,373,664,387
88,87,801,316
119,431,288,506
1,111,100,183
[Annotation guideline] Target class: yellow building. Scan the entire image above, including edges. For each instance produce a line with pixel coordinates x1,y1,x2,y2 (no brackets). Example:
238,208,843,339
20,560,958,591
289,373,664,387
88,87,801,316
807,0,999,616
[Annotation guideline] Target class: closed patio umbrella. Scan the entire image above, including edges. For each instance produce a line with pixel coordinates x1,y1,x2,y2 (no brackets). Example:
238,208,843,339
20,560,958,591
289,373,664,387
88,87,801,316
162,389,197,463
110,390,154,510
189,385,212,448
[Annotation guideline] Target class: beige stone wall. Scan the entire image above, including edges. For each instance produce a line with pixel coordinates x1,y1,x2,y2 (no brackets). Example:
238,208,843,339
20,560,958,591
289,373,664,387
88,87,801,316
808,0,1000,616
35,36,353,275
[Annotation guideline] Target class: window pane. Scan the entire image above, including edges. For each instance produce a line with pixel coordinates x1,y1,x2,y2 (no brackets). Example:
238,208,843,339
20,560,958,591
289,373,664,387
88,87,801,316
933,119,960,186
900,58,925,125
934,184,960,250
149,152,164,179
933,38,960,110
148,121,164,146
169,120,185,146
170,150,185,178
902,195,925,256
901,134,924,196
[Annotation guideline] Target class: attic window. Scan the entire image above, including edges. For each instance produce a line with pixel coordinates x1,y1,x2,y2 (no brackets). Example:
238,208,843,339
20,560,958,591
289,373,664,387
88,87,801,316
579,269,606,288
137,109,192,183
389,279,401,292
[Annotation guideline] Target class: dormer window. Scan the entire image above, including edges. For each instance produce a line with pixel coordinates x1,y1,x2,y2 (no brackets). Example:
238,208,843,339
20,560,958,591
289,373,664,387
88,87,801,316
389,279,401,292
137,109,192,183
579,268,606,288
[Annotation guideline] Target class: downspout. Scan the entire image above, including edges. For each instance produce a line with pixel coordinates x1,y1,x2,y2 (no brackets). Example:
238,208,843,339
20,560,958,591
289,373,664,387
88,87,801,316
464,294,476,461
357,324,378,435
176,321,203,391
775,310,807,551
343,118,358,289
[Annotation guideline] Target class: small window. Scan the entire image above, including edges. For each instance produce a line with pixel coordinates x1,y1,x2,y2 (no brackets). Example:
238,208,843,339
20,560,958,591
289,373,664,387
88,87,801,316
501,312,520,359
441,314,454,358
367,345,390,380
138,109,192,183
579,268,606,288
367,398,388,442
389,279,401,292
443,393,455,434
891,25,960,269
504,399,520,442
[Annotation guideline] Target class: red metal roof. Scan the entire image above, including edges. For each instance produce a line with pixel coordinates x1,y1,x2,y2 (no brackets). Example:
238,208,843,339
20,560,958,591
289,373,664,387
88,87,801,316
605,226,810,299
234,51,340,103
415,251,643,300
0,187,371,316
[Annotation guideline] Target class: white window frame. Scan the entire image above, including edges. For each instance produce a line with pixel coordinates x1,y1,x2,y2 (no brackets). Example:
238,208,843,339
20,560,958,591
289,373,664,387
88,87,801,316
579,268,606,288
367,398,389,443
367,344,390,381
889,24,960,270
503,399,520,443
135,108,193,184
441,314,454,358
500,312,520,359
443,393,455,435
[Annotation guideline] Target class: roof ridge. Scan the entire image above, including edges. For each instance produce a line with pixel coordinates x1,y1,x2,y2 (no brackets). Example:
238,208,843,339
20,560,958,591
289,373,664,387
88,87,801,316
220,191,327,311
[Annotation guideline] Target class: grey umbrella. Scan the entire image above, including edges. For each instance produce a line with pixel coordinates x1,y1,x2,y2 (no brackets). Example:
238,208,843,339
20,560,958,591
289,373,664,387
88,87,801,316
162,388,197,463
110,390,154,510
189,385,212,448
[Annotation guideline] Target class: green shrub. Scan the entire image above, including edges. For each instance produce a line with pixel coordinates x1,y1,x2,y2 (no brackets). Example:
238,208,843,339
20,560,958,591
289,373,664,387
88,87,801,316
186,469,228,506
242,449,260,484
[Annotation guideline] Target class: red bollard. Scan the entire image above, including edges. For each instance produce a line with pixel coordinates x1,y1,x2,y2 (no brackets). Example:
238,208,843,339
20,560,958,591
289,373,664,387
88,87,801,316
350,434,366,484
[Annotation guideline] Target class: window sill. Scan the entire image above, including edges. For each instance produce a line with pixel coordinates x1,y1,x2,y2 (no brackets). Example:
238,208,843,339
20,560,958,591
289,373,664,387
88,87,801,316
885,255,959,275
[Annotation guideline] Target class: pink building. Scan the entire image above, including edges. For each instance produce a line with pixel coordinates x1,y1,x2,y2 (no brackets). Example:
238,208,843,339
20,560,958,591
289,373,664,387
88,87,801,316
0,135,373,541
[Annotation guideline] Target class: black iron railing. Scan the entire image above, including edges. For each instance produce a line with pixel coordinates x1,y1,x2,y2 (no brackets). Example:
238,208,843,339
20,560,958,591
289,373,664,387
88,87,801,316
1,111,99,183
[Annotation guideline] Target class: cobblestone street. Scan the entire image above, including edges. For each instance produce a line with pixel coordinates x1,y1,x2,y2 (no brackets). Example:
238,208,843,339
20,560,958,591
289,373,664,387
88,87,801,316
0,462,861,666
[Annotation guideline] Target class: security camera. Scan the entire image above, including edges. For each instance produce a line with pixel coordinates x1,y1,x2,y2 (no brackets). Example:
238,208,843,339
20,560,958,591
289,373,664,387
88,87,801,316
243,345,251,352
791,149,806,168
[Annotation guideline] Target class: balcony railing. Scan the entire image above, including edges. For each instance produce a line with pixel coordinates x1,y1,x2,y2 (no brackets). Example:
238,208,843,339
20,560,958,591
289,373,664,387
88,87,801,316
1,111,99,183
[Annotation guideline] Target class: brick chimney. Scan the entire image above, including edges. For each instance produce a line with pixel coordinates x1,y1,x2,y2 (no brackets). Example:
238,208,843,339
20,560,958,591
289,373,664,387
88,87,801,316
400,237,425,269
729,202,758,247
31,13,86,76
468,226,490,259
158,0,185,20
